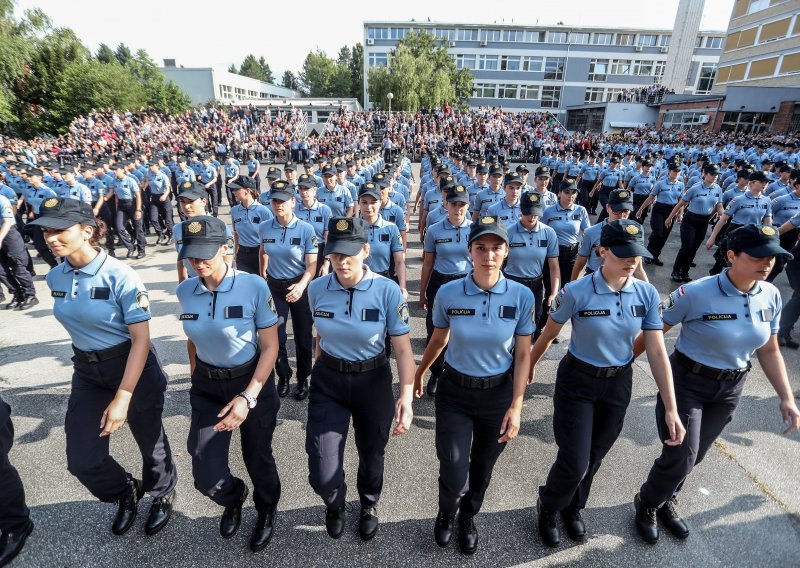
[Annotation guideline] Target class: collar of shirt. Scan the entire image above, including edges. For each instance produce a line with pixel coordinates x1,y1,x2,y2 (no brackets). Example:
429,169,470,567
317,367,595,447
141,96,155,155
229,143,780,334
591,269,635,295
326,267,376,292
463,272,509,296
192,266,236,295
717,269,763,297
62,247,106,276
443,218,471,230
270,216,299,230
297,200,320,212
367,216,389,229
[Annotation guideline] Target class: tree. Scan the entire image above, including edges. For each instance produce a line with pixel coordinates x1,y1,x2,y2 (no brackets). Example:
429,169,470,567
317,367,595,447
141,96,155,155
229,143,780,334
114,43,132,65
336,46,352,67
257,56,274,83
349,43,364,105
227,63,237,74
299,50,337,97
282,70,299,91
237,54,274,83
96,43,115,63
367,30,472,111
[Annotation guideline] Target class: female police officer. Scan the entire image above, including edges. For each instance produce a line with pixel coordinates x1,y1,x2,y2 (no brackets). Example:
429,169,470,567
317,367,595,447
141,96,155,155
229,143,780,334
227,177,272,274
632,224,800,544
306,216,414,542
294,174,332,276
176,215,281,552
29,197,178,537
531,219,684,548
258,181,317,401
414,216,534,555
419,184,473,396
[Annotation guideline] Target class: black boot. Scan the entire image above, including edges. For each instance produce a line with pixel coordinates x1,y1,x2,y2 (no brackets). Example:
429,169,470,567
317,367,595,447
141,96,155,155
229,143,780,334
0,519,33,567
15,295,39,311
670,271,684,283
295,377,309,401
358,506,379,541
220,485,248,539
658,496,689,539
537,498,560,548
250,512,275,552
434,511,455,547
112,478,144,535
426,374,438,397
325,504,346,539
4,294,23,310
277,376,290,398
144,489,176,536
634,493,659,544
457,513,478,555
561,507,586,542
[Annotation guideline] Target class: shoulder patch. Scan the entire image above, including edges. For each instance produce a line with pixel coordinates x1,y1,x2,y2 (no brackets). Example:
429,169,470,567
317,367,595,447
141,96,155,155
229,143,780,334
267,295,276,314
135,291,150,312
397,302,410,325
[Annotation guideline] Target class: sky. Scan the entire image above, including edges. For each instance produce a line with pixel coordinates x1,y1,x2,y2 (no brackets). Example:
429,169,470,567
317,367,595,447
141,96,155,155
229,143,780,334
15,0,735,81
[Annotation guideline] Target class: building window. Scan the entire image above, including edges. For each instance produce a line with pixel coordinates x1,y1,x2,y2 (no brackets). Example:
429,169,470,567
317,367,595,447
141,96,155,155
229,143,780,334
435,28,456,41
522,56,543,72
234,87,245,96
633,60,654,76
219,85,233,99
696,63,717,94
759,18,791,43
654,61,666,80
696,35,704,48
592,33,613,45
544,57,565,80
367,27,389,40
659,35,671,46
480,29,501,42
662,112,709,130
585,87,605,103
368,52,388,67
606,88,624,102
780,52,800,75
389,28,409,40
721,111,773,133
747,0,770,15
520,85,540,99
457,29,478,41
478,55,499,70
616,33,636,46
455,54,476,70
548,31,568,43
706,36,723,49
610,59,632,75
500,55,521,71
639,34,658,47
502,30,524,42
788,107,800,133
570,32,589,44
526,31,546,43
588,59,609,81
541,86,562,108
497,84,518,98
473,83,497,98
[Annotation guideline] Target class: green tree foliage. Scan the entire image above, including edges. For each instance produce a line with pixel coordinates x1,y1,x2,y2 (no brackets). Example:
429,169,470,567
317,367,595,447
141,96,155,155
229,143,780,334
227,63,237,74
95,43,115,63
236,54,274,83
114,43,132,65
299,47,362,100
281,70,299,91
350,43,364,106
367,30,472,111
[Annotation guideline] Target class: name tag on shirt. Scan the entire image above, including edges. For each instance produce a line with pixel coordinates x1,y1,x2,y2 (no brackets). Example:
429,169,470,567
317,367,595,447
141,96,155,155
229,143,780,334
499,306,517,319
510,242,525,248
362,309,380,322
262,238,276,243
51,291,66,298
290,237,301,245
314,216,323,222
252,217,261,224
314,310,334,318
538,240,549,247
224,306,243,318
447,308,476,316
579,309,611,317
760,308,774,321
702,313,737,321
379,234,390,242
180,313,199,320
435,238,452,244
91,287,111,300
631,305,647,317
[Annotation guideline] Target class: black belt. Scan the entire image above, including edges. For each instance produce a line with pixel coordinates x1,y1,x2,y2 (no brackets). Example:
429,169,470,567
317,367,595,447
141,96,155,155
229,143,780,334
432,270,467,283
559,243,579,251
118,199,133,204
238,245,260,253
564,352,631,378
674,350,750,381
267,274,302,287
506,273,543,287
195,354,258,380
375,270,390,277
321,351,387,373
73,340,132,364
444,363,510,389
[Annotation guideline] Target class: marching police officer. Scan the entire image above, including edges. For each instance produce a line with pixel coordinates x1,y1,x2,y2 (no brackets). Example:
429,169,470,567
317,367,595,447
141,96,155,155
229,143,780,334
0,194,37,310
486,172,524,229
176,215,281,552
532,219,684,547
419,185,473,396
0,395,33,566
636,163,684,266
227,178,272,274
294,174,332,276
306,216,414,541
633,224,800,544
415,216,534,555
146,163,173,245
246,152,260,191
21,167,58,268
111,163,146,259
258,181,317,400
29,198,177,537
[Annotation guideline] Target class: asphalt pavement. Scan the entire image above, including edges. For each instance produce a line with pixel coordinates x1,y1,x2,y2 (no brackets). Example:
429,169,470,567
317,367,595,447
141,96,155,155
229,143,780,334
1,163,798,567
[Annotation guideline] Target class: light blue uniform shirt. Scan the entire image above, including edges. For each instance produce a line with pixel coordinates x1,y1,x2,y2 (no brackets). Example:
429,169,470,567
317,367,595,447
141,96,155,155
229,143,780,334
379,201,406,231
629,173,655,196
112,176,139,201
549,270,662,367
247,159,259,174
426,206,448,227
662,270,781,369
598,168,623,189
771,193,800,226
473,187,504,216
580,163,601,182
433,273,535,376
58,182,92,203
25,184,57,214
725,191,772,224
148,171,171,195
423,187,442,212
309,268,410,361
174,220,234,278
423,218,472,275
46,249,151,351
650,179,684,206
175,167,196,185
258,217,317,279
295,200,332,242
722,186,747,207
363,216,403,274
86,178,106,202
232,202,273,247
505,220,559,278
225,163,240,180
683,182,722,216
317,185,353,217
0,194,14,219
541,203,591,245
486,199,522,228
0,183,17,202
577,220,608,272
177,268,278,368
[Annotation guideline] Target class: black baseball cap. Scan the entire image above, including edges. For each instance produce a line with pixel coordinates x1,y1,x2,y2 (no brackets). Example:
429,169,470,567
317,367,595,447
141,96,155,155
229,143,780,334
520,192,544,216
324,217,368,256
476,163,489,174
227,177,257,191
269,180,294,201
266,167,281,179
468,216,509,244
703,165,720,175
749,171,769,183
560,178,579,192
297,174,316,189
504,172,523,186
321,165,336,176
726,224,793,259
489,163,503,176
178,181,207,201
358,183,380,201
177,216,228,260
372,173,389,189
446,185,470,203
29,197,96,229
284,161,296,171
608,189,634,211
440,175,457,191
516,164,530,173
534,166,550,178
600,220,651,259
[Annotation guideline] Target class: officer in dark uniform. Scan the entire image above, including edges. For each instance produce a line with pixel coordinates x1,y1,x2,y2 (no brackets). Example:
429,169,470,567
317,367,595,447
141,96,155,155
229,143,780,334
633,224,800,544
419,185,473,396
306,216,414,541
29,198,177,537
415,216,534,555
227,178,272,274
532,219,684,548
0,395,33,567
0,194,37,310
176,215,281,552
258,182,317,400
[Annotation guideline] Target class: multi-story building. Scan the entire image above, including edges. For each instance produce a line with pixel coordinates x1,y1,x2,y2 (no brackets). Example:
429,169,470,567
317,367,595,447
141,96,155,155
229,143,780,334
362,21,724,115
713,0,800,92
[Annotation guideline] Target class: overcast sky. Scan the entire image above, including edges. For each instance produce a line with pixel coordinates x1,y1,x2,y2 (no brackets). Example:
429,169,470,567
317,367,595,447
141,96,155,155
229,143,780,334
15,0,734,80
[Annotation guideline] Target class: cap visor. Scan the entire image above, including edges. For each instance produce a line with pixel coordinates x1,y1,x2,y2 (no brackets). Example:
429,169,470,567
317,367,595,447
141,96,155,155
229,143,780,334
269,193,293,202
468,228,509,245
28,216,79,230
742,243,794,260
609,203,634,211
446,197,470,204
609,243,652,259
178,242,224,261
323,240,365,257
521,206,544,216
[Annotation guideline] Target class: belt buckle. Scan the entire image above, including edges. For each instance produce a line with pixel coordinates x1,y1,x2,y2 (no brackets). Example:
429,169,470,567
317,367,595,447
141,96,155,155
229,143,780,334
86,351,101,363
470,377,481,389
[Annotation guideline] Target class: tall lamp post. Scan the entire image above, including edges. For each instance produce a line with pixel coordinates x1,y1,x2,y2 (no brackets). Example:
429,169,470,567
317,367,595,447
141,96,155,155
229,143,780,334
387,92,393,113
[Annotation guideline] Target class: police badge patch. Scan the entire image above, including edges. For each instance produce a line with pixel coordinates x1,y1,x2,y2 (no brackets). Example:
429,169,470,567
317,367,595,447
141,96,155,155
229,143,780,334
397,302,410,325
135,291,150,312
